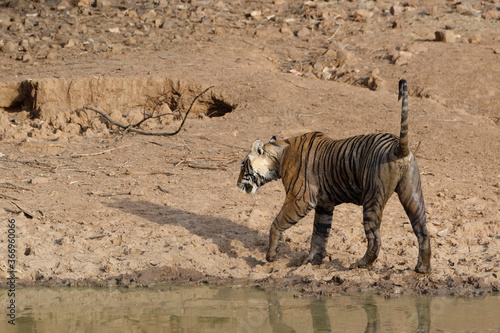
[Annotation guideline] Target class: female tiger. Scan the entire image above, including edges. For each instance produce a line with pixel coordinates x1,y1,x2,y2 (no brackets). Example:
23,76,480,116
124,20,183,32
237,79,431,273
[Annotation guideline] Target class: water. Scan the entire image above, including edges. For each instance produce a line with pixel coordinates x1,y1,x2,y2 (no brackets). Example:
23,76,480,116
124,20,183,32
1,286,499,332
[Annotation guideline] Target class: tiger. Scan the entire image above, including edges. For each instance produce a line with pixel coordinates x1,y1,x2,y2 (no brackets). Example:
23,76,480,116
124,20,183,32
237,79,431,273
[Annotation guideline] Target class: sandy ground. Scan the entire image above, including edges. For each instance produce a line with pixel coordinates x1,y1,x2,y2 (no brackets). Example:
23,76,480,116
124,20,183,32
0,0,499,296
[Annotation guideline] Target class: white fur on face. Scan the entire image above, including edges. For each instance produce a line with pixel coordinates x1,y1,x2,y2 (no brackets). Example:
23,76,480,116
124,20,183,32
248,155,276,181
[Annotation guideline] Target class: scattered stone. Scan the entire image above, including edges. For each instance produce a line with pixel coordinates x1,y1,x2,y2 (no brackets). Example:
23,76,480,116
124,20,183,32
407,43,428,54
435,30,456,43
250,10,262,20
31,177,49,185
392,18,403,29
111,43,125,54
1,40,16,53
20,39,30,51
353,8,373,22
57,0,72,11
312,61,323,71
390,5,404,15
93,0,112,8
296,27,310,38
280,26,293,36
337,49,352,63
392,50,412,66
107,27,120,34
484,9,500,20
367,68,388,91
470,34,481,44
21,53,32,63
77,0,91,6
46,51,58,60
65,39,76,48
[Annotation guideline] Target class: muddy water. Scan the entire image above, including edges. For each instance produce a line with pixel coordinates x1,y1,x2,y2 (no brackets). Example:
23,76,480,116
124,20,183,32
1,286,499,333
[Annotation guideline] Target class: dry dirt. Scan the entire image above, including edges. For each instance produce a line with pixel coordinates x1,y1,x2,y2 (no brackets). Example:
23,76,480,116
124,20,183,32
0,0,499,296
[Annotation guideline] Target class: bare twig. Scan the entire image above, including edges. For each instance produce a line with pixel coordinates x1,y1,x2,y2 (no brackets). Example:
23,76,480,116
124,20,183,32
1,182,33,192
84,86,213,136
87,234,108,240
188,164,219,170
10,201,40,219
157,185,169,193
0,193,20,201
71,147,119,158
90,191,131,197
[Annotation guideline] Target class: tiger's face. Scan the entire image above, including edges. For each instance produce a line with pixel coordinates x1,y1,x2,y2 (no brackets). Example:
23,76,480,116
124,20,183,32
237,137,280,194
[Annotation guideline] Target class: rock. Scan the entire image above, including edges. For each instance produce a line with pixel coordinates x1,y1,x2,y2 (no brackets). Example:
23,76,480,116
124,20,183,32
93,0,112,8
280,26,293,36
20,39,30,51
57,0,72,11
390,5,404,15
65,39,76,48
312,61,323,71
470,34,481,44
353,8,373,22
111,43,125,54
392,18,404,29
31,177,49,185
46,51,58,60
392,50,412,66
367,68,388,91
484,9,500,20
494,47,500,55
1,40,16,53
109,110,124,125
435,30,456,43
296,27,310,38
407,43,428,54
21,53,32,63
337,49,352,62
77,0,91,6
250,10,261,20
126,109,143,124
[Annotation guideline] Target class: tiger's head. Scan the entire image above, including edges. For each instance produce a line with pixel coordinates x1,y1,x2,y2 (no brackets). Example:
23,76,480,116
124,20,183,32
237,136,281,194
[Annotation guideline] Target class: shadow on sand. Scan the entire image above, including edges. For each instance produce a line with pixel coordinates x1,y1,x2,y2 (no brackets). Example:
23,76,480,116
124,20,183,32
104,199,269,267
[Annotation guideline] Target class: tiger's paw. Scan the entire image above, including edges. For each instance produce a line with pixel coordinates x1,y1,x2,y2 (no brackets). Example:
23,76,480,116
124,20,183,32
349,258,371,270
266,250,277,262
415,264,431,274
302,250,326,266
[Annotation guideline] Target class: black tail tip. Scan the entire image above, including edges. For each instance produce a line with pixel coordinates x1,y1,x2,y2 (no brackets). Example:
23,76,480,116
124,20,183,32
398,79,407,101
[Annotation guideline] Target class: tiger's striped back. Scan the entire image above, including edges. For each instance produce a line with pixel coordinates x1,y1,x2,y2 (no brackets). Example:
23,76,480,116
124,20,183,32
280,131,400,206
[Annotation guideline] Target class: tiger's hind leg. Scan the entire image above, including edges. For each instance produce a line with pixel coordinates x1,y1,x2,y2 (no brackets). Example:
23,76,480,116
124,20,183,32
266,197,312,262
349,198,384,270
396,161,431,273
302,205,334,265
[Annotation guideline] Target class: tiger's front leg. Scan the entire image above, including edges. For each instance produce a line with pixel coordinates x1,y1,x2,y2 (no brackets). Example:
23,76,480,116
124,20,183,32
266,198,312,262
302,206,334,265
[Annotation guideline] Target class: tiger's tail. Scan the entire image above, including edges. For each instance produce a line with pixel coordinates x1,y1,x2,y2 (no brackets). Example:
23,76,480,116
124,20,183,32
395,79,410,158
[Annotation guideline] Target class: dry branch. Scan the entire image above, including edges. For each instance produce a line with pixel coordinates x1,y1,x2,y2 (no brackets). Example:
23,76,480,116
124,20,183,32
84,86,213,136
71,147,119,158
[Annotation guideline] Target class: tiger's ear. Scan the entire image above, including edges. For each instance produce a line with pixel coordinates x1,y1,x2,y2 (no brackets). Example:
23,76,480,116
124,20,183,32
269,136,277,143
251,139,264,155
